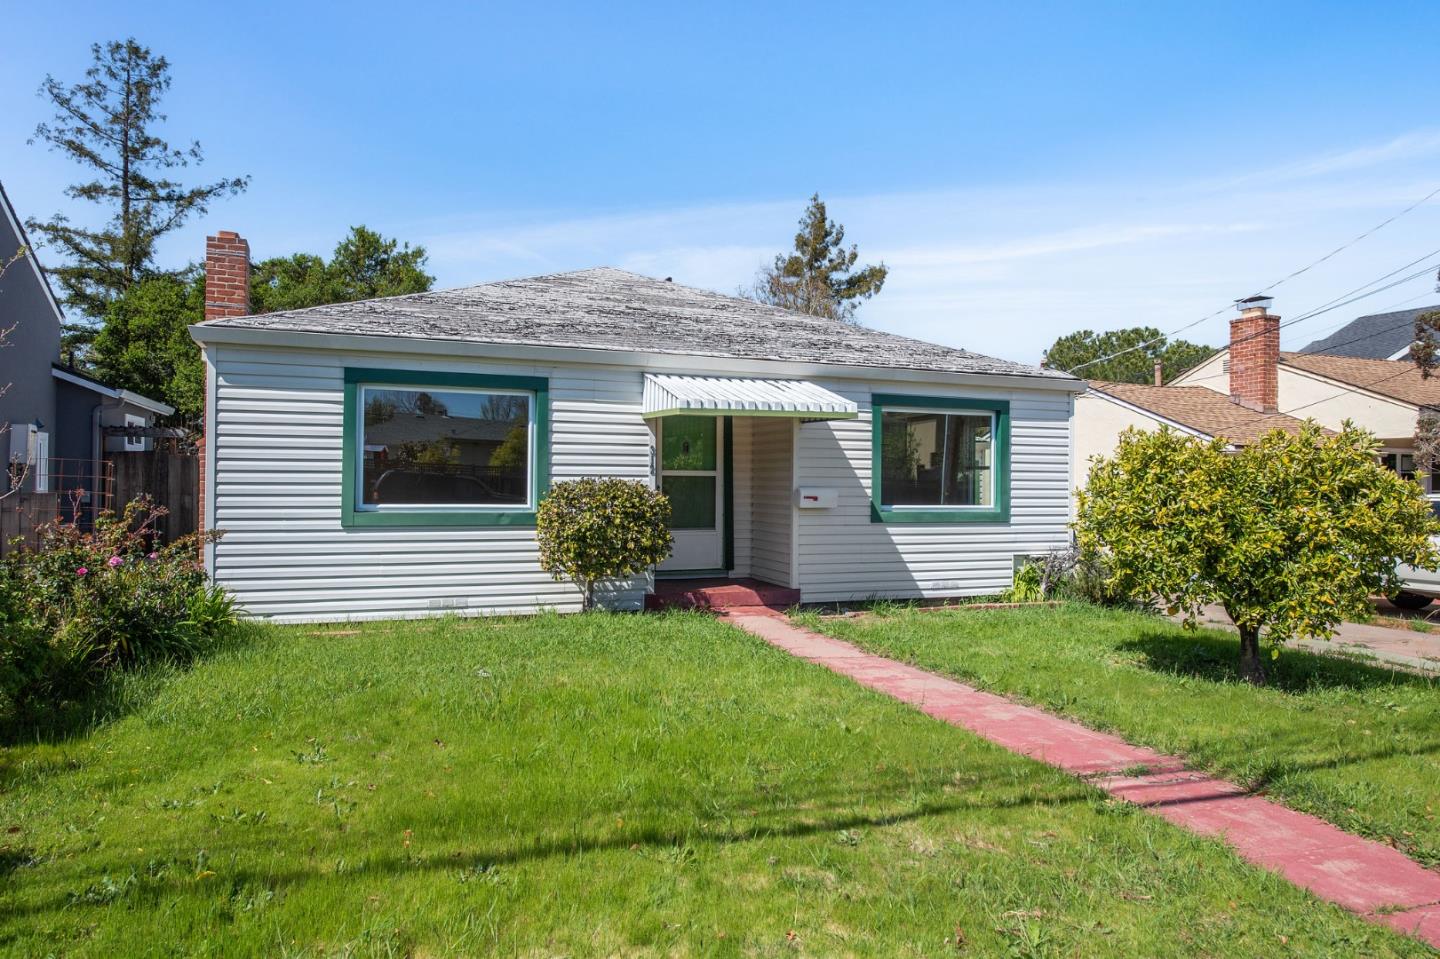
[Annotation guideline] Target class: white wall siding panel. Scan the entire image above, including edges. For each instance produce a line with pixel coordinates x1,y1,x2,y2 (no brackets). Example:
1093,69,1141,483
748,418,795,587
729,417,753,577
208,345,651,622
794,382,1074,604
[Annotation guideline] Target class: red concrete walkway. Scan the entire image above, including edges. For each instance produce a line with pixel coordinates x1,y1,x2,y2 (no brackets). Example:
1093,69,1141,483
720,608,1440,949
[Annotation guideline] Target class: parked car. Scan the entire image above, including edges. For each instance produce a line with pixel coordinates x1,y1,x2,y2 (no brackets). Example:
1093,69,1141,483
1395,555,1440,609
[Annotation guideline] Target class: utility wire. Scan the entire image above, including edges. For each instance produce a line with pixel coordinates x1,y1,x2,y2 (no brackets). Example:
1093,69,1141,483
1061,184,1440,375
1158,256,1440,381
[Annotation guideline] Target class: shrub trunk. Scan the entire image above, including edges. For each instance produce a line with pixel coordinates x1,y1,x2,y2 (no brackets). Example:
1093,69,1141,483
1237,624,1267,686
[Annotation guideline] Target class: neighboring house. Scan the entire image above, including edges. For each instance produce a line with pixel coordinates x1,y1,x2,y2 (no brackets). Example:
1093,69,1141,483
0,180,174,511
189,231,1083,622
1172,297,1440,507
1073,379,1315,474
1299,305,1440,360
1073,297,1319,484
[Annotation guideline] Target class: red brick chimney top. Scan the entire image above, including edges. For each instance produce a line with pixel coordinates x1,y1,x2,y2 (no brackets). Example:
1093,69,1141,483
1229,297,1280,412
204,231,250,322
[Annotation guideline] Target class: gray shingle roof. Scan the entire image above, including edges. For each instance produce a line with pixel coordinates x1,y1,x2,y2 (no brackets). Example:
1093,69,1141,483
1299,305,1440,359
204,267,1071,380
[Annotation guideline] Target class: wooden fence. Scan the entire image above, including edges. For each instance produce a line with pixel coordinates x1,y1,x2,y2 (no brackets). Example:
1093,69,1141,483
0,490,61,558
108,450,199,544
0,457,113,559
1,450,197,558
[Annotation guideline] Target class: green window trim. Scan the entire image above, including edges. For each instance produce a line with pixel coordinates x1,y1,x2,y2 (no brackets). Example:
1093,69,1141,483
341,367,550,528
869,393,1011,524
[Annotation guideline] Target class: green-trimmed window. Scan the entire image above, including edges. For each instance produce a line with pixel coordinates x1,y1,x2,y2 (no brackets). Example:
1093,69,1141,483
342,368,549,527
870,394,1010,524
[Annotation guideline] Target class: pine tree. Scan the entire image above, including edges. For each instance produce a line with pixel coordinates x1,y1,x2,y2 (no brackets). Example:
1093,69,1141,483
749,194,887,324
27,38,248,329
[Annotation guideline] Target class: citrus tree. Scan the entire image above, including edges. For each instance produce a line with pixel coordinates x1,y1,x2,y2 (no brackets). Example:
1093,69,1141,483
536,478,673,611
1075,423,1440,684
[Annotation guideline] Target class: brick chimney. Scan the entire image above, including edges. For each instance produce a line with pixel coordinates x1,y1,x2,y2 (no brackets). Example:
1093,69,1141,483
1229,295,1279,412
1153,359,1163,387
204,230,250,320
199,231,250,547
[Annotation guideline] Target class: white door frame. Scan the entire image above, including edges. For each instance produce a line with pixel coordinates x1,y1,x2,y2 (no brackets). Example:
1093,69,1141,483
656,416,726,575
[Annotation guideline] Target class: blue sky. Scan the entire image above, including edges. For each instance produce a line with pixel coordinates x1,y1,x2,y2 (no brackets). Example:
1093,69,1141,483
3,1,1440,363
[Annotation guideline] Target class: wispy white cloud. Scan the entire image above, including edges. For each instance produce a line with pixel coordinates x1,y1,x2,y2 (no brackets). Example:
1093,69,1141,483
396,130,1440,364
1242,129,1440,183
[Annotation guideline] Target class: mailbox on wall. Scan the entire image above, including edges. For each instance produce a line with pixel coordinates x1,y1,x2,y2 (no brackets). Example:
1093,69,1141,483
795,487,837,509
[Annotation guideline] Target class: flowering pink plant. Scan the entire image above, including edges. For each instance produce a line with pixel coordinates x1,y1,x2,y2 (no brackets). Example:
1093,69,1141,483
107,556,123,568
76,567,88,577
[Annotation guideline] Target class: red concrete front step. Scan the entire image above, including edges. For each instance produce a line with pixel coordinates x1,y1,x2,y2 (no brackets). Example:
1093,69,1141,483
646,577,801,611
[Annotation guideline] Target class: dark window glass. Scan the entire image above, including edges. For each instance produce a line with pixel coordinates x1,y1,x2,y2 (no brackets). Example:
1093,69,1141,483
880,411,993,507
360,387,530,507
1381,452,1418,483
661,416,716,471
662,475,718,529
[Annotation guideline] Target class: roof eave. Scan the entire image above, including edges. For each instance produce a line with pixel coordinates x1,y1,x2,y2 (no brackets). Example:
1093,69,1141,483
52,366,175,416
1278,359,1425,411
190,324,1086,393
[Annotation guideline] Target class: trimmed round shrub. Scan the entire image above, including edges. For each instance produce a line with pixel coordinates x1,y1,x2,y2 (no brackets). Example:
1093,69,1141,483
536,478,672,610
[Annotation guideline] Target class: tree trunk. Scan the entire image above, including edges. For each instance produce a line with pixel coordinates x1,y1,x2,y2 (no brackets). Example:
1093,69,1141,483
1237,624,1267,686
582,578,594,613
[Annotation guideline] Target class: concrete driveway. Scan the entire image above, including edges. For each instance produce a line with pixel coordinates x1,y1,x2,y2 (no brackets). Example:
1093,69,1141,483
1186,603,1440,674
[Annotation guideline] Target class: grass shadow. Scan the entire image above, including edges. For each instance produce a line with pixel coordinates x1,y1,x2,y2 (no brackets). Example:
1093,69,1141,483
1119,628,1439,694
0,622,265,752
0,781,1094,926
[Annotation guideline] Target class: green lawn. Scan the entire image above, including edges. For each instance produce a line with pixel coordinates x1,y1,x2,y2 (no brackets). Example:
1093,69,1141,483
0,612,1428,957
800,602,1440,870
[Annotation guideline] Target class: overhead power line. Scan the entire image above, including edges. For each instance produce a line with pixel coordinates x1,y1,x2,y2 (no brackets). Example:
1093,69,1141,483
1061,183,1440,375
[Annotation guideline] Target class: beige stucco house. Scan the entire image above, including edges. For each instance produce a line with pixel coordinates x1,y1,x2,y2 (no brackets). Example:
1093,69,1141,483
1076,296,1440,505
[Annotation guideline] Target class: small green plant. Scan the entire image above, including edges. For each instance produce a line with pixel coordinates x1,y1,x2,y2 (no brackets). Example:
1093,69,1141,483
1002,562,1043,603
536,478,673,611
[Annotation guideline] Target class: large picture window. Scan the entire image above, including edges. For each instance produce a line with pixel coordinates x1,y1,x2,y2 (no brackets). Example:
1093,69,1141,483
342,368,549,527
360,386,531,508
871,394,1010,524
880,410,994,507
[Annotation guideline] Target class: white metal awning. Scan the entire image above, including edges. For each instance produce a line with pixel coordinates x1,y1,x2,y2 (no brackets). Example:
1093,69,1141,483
642,374,859,420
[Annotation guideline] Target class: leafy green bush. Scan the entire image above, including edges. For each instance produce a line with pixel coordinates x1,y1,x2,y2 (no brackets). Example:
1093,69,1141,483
1,497,239,727
536,478,672,610
1076,423,1440,684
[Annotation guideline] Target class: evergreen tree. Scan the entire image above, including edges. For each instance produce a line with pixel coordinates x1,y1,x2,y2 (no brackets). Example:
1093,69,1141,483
749,194,887,324
27,38,248,330
89,271,205,417
1044,327,1214,383
251,226,432,314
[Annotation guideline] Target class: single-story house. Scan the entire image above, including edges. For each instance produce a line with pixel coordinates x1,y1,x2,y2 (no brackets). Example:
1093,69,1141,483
1,179,173,515
189,231,1083,622
1172,297,1440,506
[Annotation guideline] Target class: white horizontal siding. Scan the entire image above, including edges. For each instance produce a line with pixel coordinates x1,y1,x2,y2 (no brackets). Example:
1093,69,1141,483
794,382,1073,604
749,418,795,587
208,344,651,623
730,417,753,577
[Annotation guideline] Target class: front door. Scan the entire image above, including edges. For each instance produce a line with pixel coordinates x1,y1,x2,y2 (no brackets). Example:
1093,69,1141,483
656,415,724,574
